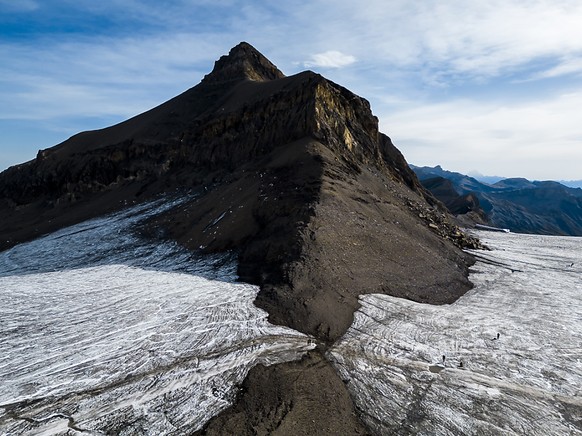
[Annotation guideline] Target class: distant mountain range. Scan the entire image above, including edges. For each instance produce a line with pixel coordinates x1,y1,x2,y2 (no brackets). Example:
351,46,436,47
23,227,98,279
470,173,582,189
412,165,582,236
561,180,582,189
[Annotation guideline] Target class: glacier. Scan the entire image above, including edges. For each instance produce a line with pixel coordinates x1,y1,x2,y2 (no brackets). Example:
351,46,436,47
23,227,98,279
329,231,582,435
2,196,581,435
0,198,314,435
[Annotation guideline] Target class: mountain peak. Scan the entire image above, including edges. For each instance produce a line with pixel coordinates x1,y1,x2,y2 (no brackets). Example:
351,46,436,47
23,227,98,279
202,42,285,84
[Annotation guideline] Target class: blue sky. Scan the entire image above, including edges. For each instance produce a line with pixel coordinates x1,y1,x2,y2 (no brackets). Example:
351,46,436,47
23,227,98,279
1,0,582,181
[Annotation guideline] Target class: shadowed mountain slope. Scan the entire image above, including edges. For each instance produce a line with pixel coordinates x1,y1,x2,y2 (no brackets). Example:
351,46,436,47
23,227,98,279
0,42,482,434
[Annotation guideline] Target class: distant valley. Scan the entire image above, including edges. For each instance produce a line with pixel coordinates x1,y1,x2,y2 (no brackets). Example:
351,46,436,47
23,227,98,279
412,165,582,236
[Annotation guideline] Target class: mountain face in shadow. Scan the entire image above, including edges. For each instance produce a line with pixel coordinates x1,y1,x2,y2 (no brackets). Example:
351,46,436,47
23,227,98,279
413,165,582,236
420,176,487,228
0,42,482,434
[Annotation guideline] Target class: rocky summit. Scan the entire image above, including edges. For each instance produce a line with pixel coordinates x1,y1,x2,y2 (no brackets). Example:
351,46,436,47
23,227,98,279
0,42,482,434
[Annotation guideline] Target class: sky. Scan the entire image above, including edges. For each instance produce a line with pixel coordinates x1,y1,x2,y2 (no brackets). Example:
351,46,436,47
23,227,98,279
1,0,582,181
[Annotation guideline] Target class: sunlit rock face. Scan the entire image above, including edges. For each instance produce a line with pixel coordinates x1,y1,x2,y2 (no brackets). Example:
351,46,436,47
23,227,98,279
0,199,313,434
329,231,582,435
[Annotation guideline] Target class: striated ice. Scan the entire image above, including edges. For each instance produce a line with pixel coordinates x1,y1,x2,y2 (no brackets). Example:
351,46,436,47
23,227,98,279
0,196,237,280
329,231,582,435
4,196,581,434
0,198,314,435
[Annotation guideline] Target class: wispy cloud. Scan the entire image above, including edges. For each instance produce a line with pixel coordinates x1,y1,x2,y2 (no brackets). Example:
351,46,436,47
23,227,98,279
0,34,224,120
0,0,39,12
281,0,582,82
535,57,582,79
382,91,582,180
304,51,356,69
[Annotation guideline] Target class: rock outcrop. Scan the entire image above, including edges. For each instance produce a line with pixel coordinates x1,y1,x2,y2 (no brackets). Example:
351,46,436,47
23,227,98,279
0,42,482,434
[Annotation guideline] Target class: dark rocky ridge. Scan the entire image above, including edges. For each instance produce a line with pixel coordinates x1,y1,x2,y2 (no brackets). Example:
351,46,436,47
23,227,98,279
0,43,482,434
196,353,369,435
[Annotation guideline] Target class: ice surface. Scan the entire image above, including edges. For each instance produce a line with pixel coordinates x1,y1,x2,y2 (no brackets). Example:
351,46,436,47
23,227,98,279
329,231,582,435
0,196,237,279
0,198,313,434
